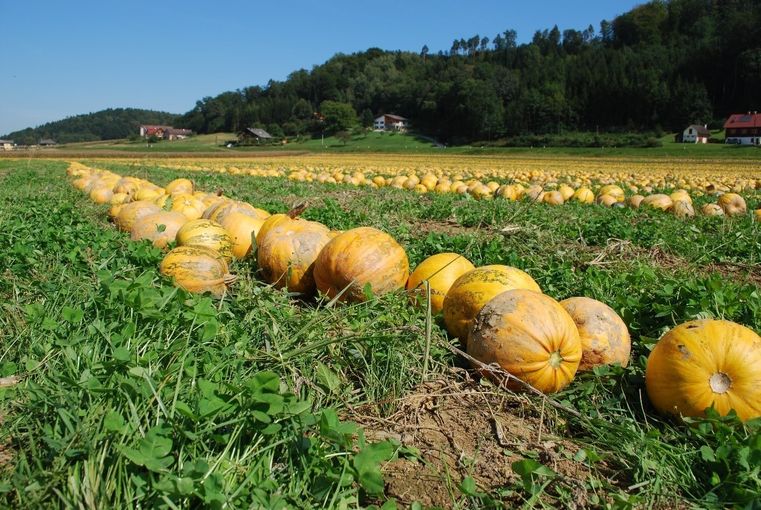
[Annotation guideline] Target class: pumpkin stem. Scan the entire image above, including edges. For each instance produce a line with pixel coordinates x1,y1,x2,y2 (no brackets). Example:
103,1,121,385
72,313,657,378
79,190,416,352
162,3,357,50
709,372,731,394
223,273,238,286
548,350,564,368
287,202,307,219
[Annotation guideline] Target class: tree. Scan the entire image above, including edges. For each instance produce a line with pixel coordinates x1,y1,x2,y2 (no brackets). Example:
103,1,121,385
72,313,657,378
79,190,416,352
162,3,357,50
336,130,351,145
319,100,358,134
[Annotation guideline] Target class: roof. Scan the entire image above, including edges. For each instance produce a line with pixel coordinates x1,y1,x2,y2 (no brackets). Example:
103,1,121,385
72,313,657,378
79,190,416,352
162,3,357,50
724,113,761,129
377,114,407,121
685,124,710,136
243,127,273,138
165,128,193,135
0,139,13,144
39,139,57,144
140,124,173,129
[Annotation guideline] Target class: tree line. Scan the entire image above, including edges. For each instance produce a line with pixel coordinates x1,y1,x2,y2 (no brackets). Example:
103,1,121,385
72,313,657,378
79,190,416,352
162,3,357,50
179,0,761,144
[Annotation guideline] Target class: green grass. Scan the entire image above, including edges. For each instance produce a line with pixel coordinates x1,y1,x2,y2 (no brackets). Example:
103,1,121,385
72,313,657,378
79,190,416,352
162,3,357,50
0,159,760,508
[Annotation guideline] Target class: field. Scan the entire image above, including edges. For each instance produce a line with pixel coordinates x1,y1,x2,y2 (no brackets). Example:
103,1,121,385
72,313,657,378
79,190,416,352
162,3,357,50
0,154,760,508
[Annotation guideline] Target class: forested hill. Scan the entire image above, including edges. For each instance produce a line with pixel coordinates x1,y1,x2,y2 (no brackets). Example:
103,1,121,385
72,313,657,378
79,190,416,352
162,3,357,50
180,0,761,143
3,108,180,145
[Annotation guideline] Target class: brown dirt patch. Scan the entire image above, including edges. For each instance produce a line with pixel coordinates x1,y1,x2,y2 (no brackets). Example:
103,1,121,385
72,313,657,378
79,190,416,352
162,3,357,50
350,372,626,508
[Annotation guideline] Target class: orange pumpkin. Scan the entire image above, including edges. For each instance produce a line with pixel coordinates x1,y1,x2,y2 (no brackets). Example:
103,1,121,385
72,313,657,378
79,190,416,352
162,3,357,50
219,212,265,259
208,201,270,225
559,297,631,371
175,219,234,261
542,190,565,205
645,319,761,421
115,200,162,232
701,203,725,217
257,219,332,294
313,227,409,303
717,193,747,216
130,211,188,249
165,178,194,195
406,253,475,315
468,289,582,394
159,245,234,297
443,265,542,342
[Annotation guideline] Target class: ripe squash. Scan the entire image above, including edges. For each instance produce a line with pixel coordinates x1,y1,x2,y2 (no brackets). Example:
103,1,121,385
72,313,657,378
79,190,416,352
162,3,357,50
717,193,747,216
209,200,270,225
406,253,476,315
220,212,265,259
645,319,761,421
559,297,630,371
313,227,409,303
257,219,332,294
572,188,594,204
598,184,624,202
115,200,162,232
130,211,188,249
542,190,564,205
641,194,673,211
754,209,761,222
170,193,207,220
672,200,695,218
443,265,542,342
628,194,645,208
558,184,575,201
701,203,724,217
159,245,234,297
468,289,582,394
175,219,234,261
165,178,193,196
596,194,618,207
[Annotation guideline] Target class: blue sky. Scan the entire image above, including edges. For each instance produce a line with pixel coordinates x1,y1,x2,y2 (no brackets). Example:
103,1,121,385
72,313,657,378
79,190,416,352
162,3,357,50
0,0,642,135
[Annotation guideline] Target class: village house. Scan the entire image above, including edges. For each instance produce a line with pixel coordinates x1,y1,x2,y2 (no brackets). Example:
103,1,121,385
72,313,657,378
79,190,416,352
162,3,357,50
139,125,193,140
678,124,710,143
724,112,761,145
373,114,409,132
0,139,14,151
238,127,274,144
38,139,57,147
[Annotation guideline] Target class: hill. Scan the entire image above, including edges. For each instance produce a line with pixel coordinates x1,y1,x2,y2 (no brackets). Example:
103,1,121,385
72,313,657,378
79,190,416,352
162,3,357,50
178,0,761,144
2,108,180,145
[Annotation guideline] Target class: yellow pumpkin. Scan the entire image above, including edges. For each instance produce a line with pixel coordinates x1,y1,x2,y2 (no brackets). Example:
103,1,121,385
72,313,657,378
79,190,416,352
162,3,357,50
670,190,692,204
159,245,234,297
641,194,674,211
524,185,544,202
406,253,476,315
175,219,234,261
165,178,193,195
571,188,594,204
645,319,761,421
220,212,265,259
628,194,645,208
542,190,564,205
130,211,188,249
596,194,618,207
170,193,207,220
672,200,695,218
558,184,575,200
598,184,624,202
754,209,761,222
133,187,165,202
89,186,114,204
313,227,409,303
443,265,542,342
468,289,582,394
115,200,162,232
559,297,631,371
209,201,270,225
717,193,747,216
701,203,724,217
110,192,130,205
257,219,332,294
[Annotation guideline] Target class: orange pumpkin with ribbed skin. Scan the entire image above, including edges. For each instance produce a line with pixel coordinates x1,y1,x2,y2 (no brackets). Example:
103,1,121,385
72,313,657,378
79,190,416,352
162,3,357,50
646,319,761,421
257,219,332,294
443,265,542,342
159,245,234,297
572,187,594,204
170,193,207,220
641,194,674,211
115,200,162,232
209,201,270,225
468,289,582,394
175,219,234,261
559,297,631,371
130,211,188,249
314,227,409,303
406,253,475,315
220,212,265,259
717,193,747,216
165,178,193,195
701,203,724,216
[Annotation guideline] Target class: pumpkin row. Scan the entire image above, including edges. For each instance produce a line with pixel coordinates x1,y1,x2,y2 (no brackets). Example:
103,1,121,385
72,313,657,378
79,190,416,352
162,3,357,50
67,162,761,422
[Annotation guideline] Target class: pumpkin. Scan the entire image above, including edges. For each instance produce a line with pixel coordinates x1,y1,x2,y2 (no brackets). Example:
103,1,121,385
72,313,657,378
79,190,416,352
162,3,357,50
165,178,193,195
159,245,234,297
717,193,747,216
559,297,631,371
257,219,332,294
524,185,544,202
113,178,141,195
133,187,165,202
754,209,761,222
672,200,695,218
628,194,645,208
220,212,265,259
701,203,724,217
641,194,673,211
209,201,270,225
468,289,582,394
175,219,234,261
645,319,761,421
406,253,476,315
670,190,692,204
443,265,542,342
542,191,564,205
596,194,618,207
313,227,409,303
130,211,188,249
598,184,624,202
110,192,130,205
89,186,114,204
558,184,575,200
572,188,594,204
170,193,207,220
497,184,522,200
115,200,161,232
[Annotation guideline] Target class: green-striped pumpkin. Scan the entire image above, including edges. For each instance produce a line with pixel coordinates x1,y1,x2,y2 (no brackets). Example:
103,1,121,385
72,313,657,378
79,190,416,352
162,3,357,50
175,219,234,261
159,245,233,297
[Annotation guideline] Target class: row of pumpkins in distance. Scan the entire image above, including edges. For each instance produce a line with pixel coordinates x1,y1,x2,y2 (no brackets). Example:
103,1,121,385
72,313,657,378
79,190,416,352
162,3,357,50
67,162,761,422
287,171,761,220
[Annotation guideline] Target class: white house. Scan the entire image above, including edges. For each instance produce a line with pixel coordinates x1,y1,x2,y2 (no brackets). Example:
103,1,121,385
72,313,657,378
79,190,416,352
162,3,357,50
681,124,710,143
724,112,761,145
373,114,408,132
0,139,14,151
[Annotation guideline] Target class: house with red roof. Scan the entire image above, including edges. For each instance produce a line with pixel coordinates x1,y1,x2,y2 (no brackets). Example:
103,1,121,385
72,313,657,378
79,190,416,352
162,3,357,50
723,112,761,145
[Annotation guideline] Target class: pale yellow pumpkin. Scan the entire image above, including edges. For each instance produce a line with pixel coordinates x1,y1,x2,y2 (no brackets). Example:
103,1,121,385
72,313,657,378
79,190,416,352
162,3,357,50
406,253,476,315
559,297,631,371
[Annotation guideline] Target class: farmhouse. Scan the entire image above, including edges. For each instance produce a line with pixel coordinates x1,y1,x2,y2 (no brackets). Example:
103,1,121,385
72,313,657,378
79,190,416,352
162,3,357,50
0,139,14,151
679,124,710,143
373,114,409,132
238,127,274,144
139,125,193,140
39,139,57,147
724,112,761,145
